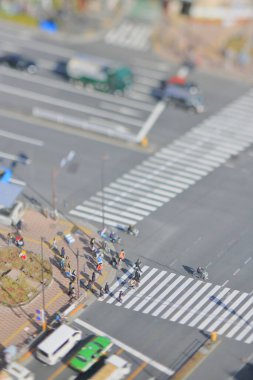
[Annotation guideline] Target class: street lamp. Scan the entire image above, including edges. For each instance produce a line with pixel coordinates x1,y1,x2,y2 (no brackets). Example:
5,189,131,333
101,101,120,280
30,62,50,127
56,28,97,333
51,150,76,219
76,249,80,299
101,154,108,230
40,237,47,332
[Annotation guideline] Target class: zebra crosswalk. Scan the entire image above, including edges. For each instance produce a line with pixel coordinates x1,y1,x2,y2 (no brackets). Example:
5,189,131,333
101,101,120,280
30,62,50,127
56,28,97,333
69,90,253,228
102,266,253,344
104,21,151,51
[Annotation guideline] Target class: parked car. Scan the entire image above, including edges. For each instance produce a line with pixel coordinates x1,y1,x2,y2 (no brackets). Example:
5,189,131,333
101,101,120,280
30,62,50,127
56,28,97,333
69,335,113,373
3,362,34,380
0,53,38,74
151,83,205,114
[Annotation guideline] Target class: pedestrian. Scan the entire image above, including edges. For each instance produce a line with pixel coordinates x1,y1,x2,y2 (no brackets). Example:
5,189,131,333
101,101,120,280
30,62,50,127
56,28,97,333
52,237,58,251
70,269,76,282
69,287,76,301
65,256,70,270
68,283,74,296
60,247,65,258
111,256,118,268
135,258,142,272
7,233,13,246
118,249,125,264
104,282,110,294
96,263,103,275
134,269,141,282
118,290,124,303
86,279,93,291
91,271,96,283
90,237,95,251
99,287,104,298
68,281,74,292
60,257,65,271
16,220,22,233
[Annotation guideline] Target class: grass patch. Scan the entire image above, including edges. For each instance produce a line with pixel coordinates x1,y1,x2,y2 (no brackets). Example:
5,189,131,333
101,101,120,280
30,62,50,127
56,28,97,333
0,11,38,27
0,247,52,306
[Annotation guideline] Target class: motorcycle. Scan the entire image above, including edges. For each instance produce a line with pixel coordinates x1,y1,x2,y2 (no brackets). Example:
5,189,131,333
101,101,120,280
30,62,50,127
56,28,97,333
117,224,139,237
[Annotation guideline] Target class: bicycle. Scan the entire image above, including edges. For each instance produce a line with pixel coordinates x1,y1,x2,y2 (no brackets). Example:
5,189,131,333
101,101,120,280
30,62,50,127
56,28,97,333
128,279,139,289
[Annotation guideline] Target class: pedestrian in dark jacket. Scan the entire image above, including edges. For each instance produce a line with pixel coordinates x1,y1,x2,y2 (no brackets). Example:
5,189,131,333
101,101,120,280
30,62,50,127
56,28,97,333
60,247,65,258
104,282,110,294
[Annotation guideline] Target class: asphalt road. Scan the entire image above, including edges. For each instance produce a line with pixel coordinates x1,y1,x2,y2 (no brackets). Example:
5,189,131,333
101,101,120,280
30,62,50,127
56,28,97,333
1,20,253,380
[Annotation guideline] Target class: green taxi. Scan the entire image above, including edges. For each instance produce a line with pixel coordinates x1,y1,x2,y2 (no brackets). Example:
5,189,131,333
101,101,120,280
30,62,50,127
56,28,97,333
69,335,112,372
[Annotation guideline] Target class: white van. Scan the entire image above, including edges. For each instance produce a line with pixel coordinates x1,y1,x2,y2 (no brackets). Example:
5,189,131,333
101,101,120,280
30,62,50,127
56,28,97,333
36,324,82,365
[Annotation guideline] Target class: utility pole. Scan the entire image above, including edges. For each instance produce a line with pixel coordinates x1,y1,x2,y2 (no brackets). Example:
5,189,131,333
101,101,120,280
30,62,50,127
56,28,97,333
101,154,108,230
41,237,47,332
51,150,76,219
76,249,80,299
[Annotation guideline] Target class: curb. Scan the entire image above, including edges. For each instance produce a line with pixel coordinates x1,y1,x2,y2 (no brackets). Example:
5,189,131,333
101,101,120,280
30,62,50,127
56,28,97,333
172,338,221,380
0,207,117,365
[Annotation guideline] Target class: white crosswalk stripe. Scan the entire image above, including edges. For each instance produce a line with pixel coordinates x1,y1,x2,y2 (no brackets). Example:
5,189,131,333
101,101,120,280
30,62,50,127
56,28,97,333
70,90,253,228
102,266,253,344
104,21,151,51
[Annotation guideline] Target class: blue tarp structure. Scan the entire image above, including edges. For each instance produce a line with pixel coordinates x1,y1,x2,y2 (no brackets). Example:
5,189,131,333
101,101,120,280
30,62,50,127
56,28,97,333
0,182,24,208
39,19,58,32
0,167,12,183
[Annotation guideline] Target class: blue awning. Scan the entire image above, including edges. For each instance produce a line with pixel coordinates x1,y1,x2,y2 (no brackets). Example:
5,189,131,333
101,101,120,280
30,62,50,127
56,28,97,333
0,182,24,208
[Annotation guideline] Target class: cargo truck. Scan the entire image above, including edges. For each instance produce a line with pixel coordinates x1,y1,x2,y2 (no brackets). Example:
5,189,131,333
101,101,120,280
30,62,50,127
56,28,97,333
54,55,133,94
89,355,131,380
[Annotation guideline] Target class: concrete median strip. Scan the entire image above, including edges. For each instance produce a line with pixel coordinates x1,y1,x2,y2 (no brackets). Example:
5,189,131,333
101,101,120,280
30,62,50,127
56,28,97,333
171,338,221,380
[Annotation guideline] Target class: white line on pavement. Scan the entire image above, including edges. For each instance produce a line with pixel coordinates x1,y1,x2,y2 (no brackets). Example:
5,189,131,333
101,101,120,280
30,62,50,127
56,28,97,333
136,101,166,143
10,178,26,186
0,83,141,126
0,129,44,146
233,268,241,276
0,66,154,112
0,151,31,164
244,257,252,265
74,318,174,376
221,280,229,287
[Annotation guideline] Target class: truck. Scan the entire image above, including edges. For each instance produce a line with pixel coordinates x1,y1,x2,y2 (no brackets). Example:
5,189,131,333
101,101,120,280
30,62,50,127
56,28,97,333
53,55,133,94
89,355,131,380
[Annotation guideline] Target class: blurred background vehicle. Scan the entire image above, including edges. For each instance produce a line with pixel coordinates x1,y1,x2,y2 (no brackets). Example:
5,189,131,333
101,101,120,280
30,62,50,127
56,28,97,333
0,53,38,74
53,55,133,94
151,83,205,113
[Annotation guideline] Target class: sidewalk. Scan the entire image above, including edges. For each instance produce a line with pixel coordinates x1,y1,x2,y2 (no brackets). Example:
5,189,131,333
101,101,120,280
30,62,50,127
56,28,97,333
0,208,116,352
152,14,253,81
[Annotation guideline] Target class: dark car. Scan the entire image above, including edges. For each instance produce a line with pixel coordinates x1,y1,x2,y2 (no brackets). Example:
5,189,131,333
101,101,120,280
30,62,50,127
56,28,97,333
151,84,205,114
53,60,68,78
0,53,38,74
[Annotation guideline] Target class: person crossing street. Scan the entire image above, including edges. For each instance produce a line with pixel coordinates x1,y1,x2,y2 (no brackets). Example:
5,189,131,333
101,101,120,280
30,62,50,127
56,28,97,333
104,282,110,294
118,290,124,303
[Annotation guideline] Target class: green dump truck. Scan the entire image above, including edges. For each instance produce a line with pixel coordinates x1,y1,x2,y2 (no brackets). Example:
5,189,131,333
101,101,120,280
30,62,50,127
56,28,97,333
54,55,133,94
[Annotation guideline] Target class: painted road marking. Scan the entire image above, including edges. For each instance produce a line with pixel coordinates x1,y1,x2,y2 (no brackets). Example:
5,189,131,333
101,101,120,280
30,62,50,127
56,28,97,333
0,129,44,145
74,318,174,376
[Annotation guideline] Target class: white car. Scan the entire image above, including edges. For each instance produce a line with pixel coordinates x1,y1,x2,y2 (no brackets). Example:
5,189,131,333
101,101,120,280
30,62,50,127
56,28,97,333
3,362,34,380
